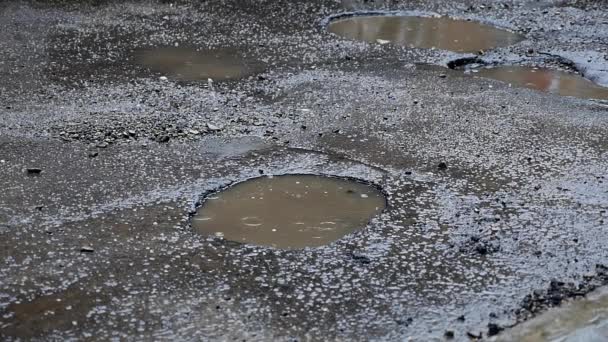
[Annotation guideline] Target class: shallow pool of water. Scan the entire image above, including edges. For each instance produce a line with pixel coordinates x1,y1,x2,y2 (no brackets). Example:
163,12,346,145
327,15,524,53
472,66,608,100
135,47,261,81
192,175,386,249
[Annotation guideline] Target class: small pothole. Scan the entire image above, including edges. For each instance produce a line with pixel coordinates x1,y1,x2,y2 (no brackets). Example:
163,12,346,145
134,47,263,81
327,14,524,53
470,66,608,100
192,174,386,249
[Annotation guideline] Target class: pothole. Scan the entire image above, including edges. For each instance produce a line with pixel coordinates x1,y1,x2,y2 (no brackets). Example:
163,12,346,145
134,47,263,81
470,66,608,100
1,288,98,338
327,14,524,53
192,174,386,249
497,286,608,341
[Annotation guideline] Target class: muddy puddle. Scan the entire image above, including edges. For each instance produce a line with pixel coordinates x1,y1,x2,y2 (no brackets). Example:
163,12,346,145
135,47,262,81
495,286,608,341
1,288,99,338
327,15,523,53
470,66,608,100
192,175,386,249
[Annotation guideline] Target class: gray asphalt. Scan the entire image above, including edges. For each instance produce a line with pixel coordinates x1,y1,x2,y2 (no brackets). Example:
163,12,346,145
1,0,607,341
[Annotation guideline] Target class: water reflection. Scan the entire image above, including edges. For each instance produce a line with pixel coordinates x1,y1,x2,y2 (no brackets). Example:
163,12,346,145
327,15,524,53
192,175,386,249
474,66,608,100
135,47,262,81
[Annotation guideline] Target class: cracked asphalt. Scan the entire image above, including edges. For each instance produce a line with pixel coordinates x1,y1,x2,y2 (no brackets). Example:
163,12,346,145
1,0,608,340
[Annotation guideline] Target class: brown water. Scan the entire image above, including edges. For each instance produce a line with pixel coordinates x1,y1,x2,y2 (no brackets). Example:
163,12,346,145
136,47,261,81
192,175,386,249
327,15,524,53
495,286,608,342
473,66,608,100
1,288,98,338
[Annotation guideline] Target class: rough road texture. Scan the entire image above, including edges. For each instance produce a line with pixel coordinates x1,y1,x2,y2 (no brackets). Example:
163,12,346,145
1,0,607,341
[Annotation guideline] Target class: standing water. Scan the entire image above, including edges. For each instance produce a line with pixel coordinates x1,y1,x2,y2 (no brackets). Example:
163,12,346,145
472,66,608,100
192,175,386,249
135,47,262,81
327,15,524,53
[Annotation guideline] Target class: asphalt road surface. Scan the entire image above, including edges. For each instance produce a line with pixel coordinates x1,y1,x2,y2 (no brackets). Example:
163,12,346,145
1,0,607,340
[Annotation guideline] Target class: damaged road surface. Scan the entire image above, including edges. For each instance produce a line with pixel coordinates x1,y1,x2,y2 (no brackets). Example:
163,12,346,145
1,0,608,341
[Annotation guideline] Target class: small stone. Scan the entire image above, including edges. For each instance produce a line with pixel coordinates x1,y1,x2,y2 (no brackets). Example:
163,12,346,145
439,74,447,78
466,331,482,340
88,152,99,158
444,330,455,339
437,162,448,170
188,129,200,135
456,315,465,322
26,168,42,174
128,130,137,136
476,244,488,255
159,76,168,81
376,39,390,44
157,135,170,143
487,323,503,337
351,253,371,264
206,123,221,131
97,142,109,148
80,246,94,253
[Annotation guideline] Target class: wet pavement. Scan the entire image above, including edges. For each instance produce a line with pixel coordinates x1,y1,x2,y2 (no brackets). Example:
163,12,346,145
494,286,608,342
1,0,608,341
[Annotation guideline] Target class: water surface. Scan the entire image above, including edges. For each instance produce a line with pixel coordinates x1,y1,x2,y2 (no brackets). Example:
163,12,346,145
192,175,386,249
328,15,524,53
136,47,261,81
473,66,608,100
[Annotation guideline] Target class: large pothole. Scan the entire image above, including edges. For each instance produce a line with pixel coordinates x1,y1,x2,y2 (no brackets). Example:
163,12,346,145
327,14,524,53
470,65,608,100
134,47,263,81
192,174,386,249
